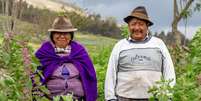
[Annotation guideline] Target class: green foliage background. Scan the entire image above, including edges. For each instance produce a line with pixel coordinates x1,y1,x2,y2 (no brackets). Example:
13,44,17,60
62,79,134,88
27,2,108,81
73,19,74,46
172,28,201,101
1,28,201,100
0,8,201,100
0,0,201,100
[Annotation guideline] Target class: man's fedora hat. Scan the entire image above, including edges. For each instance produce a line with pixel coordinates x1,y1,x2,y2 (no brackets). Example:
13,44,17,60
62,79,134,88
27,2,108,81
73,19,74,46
124,6,153,26
48,16,77,32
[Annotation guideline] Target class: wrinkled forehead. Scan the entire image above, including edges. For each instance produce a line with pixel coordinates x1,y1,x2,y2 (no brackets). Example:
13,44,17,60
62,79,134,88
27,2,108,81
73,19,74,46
128,18,147,24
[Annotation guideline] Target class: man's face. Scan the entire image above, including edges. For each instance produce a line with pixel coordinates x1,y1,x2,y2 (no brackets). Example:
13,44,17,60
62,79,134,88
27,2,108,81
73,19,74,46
53,32,71,48
128,18,148,41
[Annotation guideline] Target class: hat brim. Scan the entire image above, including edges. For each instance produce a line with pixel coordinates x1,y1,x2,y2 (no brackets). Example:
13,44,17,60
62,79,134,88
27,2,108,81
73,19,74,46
124,16,153,26
48,28,77,32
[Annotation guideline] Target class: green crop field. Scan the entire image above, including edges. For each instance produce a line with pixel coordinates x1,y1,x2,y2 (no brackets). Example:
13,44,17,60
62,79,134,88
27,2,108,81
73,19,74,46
0,37,2,44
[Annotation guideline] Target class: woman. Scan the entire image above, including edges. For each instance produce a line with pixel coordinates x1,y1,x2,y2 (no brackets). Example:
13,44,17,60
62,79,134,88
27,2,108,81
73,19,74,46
35,16,97,101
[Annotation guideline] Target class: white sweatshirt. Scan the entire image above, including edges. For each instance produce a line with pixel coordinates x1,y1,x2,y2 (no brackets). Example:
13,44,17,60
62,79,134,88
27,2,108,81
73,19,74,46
104,36,176,100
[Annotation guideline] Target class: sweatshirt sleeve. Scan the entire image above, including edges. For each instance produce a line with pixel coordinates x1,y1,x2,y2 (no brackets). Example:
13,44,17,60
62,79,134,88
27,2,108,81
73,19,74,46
104,43,120,100
160,40,176,87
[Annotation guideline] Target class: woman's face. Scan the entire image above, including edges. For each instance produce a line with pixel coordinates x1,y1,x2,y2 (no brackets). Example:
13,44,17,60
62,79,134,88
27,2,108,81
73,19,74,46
52,32,71,48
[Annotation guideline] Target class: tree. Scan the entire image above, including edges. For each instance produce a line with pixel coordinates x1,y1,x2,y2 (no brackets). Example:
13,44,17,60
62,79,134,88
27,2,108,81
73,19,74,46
172,0,201,45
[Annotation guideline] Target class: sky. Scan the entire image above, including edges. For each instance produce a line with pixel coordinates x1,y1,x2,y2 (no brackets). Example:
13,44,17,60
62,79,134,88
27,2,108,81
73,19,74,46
63,0,201,39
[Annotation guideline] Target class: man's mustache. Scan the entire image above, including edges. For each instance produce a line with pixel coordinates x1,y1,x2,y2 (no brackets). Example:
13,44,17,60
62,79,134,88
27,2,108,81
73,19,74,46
131,30,143,34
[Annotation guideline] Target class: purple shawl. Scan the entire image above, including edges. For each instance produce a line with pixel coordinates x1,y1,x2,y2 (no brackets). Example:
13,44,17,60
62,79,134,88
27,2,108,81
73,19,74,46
35,41,97,101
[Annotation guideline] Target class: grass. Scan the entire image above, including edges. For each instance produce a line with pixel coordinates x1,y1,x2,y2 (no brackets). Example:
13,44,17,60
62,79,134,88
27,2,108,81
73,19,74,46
0,15,117,51
0,37,2,45
0,15,38,36
75,33,117,53
29,32,117,52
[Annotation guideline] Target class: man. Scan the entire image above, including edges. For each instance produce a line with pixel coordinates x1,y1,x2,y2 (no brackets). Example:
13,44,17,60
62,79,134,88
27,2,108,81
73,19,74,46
105,6,176,101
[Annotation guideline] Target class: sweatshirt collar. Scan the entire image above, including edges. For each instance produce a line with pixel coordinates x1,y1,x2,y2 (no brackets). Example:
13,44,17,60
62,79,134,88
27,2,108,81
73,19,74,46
127,33,152,43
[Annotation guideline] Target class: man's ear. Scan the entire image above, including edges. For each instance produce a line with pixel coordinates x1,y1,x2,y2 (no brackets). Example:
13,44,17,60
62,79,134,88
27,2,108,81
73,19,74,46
146,22,150,27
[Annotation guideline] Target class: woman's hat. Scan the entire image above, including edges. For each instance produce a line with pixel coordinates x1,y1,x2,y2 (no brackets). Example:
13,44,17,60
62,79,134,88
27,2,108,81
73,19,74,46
48,16,77,32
